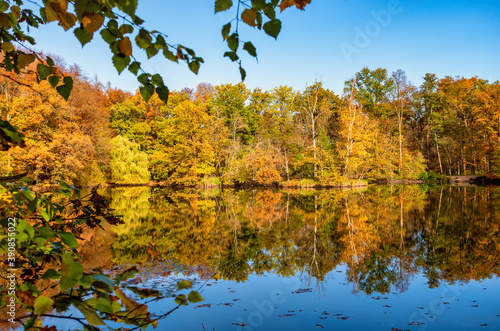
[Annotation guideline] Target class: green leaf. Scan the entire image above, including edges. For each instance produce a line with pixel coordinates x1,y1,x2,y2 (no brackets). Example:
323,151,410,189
100,29,116,44
24,316,37,330
256,11,263,29
188,291,204,304
115,0,138,17
37,63,51,80
42,269,59,280
63,76,73,90
17,220,34,239
84,309,105,326
151,74,164,86
34,296,54,316
227,33,239,52
224,51,239,62
74,302,105,326
84,297,98,309
22,187,36,201
222,22,231,40
132,14,145,25
0,1,9,12
135,28,152,49
0,119,24,143
137,73,149,85
163,48,178,62
188,61,200,74
176,280,193,290
156,86,169,103
155,35,167,49
32,237,47,246
119,24,134,34
146,46,158,58
239,65,246,81
139,83,154,102
48,75,60,88
60,255,83,281
56,85,71,101
1,41,14,52
263,3,277,19
40,207,52,221
58,232,78,248
243,41,257,57
27,197,40,213
128,61,140,75
59,181,70,190
74,27,93,46
251,0,266,10
79,274,93,287
95,297,115,314
59,277,77,292
174,294,188,305
263,18,281,39
215,0,233,13
112,54,130,74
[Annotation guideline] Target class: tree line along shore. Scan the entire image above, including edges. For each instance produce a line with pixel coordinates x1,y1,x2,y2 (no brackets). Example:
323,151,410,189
2,62,500,188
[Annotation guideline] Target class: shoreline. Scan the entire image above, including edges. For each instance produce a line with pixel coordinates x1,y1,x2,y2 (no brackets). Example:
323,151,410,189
26,176,500,192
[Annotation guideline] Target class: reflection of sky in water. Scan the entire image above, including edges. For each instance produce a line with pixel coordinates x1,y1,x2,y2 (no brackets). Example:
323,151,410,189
150,268,500,330
44,266,499,330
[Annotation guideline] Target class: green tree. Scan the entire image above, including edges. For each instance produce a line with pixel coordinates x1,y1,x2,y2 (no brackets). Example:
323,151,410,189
110,135,150,184
347,67,394,119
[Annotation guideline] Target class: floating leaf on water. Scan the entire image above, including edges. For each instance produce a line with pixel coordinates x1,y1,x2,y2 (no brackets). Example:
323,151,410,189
176,280,193,290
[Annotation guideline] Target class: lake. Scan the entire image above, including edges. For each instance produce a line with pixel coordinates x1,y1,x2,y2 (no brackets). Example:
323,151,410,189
48,185,500,330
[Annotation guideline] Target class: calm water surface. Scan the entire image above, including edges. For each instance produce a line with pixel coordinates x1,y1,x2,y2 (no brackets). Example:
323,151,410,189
60,185,500,330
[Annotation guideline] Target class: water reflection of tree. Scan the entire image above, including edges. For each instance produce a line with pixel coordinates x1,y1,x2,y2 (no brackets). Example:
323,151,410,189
103,185,500,296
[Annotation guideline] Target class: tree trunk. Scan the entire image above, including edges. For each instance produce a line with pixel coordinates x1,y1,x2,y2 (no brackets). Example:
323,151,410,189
398,107,404,178
467,122,476,173
311,112,317,179
460,127,465,174
285,149,289,182
430,109,443,174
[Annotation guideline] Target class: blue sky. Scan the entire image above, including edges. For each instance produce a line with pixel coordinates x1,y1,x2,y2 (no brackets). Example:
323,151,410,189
30,0,500,94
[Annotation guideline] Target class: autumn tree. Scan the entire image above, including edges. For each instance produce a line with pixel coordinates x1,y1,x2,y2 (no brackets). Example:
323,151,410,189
150,100,215,184
110,135,150,184
415,73,443,173
337,81,377,180
2,62,111,185
295,82,339,180
390,69,414,177
260,85,299,182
